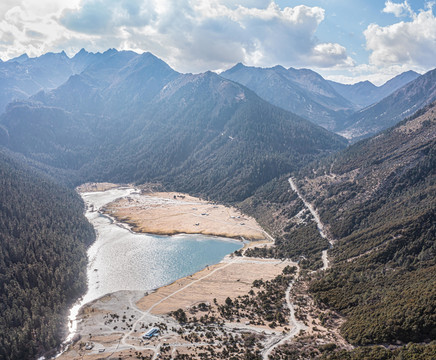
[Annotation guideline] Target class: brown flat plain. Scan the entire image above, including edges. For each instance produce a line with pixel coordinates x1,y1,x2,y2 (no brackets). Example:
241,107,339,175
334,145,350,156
104,191,266,240
76,182,122,192
137,256,294,316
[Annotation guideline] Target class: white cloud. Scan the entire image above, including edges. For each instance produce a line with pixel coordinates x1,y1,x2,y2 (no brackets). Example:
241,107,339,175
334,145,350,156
0,0,84,59
365,3,436,70
0,0,354,73
383,1,413,18
313,1,436,86
310,43,355,68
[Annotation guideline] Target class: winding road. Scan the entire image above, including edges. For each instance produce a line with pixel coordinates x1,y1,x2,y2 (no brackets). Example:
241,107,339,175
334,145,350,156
262,268,307,360
68,181,335,359
262,177,337,359
288,177,335,270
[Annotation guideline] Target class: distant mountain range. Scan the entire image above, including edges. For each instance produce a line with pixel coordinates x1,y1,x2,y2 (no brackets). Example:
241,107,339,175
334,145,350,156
222,63,356,131
0,49,114,113
0,50,347,202
338,68,436,140
2,49,432,143
1,49,434,183
328,70,420,108
221,63,423,136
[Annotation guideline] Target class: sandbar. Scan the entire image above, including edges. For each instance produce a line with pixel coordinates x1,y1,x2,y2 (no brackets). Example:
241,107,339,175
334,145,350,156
103,190,267,240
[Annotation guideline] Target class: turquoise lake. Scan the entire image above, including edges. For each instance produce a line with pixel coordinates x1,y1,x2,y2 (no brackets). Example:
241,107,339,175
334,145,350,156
81,188,243,304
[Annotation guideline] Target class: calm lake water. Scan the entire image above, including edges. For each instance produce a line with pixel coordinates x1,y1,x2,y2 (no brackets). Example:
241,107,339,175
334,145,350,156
80,188,243,306
64,188,243,343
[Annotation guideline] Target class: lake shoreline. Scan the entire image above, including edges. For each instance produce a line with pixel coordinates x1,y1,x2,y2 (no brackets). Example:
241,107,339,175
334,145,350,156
101,188,267,241
56,184,319,360
57,184,261,356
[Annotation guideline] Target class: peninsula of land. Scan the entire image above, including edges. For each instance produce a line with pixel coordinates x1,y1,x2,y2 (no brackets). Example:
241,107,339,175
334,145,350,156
79,182,267,240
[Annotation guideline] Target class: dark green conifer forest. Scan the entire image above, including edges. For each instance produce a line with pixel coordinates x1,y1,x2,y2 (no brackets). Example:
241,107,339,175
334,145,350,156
0,150,94,360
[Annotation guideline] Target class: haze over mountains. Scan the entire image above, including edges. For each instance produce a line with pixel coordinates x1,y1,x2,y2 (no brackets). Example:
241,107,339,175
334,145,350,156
221,63,422,134
0,50,347,201
221,63,356,131
0,48,430,142
328,70,420,108
0,49,106,114
338,68,436,140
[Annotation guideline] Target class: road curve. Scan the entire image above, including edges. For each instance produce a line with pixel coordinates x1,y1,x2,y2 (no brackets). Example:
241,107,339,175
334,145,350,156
288,177,335,271
262,270,307,359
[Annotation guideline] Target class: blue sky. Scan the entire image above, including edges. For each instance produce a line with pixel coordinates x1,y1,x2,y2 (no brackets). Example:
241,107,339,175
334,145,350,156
277,1,435,78
0,1,435,84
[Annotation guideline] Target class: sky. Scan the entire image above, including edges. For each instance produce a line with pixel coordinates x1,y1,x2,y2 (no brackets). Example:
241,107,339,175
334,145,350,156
0,0,435,85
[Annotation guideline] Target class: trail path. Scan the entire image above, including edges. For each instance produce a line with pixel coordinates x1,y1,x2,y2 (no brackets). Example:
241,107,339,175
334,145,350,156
262,267,307,360
121,260,235,348
288,177,335,270
262,177,338,359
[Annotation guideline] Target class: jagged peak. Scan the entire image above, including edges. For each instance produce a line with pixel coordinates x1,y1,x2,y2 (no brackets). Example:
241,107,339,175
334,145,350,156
102,48,118,56
233,62,246,68
224,62,247,73
8,53,29,63
137,51,167,64
380,70,421,88
123,51,178,75
38,51,70,61
402,70,421,76
356,80,374,85
73,48,90,57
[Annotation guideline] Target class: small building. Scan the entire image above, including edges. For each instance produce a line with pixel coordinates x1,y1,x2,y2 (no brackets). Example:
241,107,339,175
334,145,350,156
142,327,160,339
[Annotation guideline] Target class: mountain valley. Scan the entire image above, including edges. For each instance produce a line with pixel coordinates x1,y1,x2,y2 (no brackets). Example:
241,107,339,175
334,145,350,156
0,49,435,360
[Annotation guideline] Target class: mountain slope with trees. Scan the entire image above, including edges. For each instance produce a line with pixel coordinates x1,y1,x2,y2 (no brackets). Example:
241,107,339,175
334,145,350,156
294,102,436,346
328,70,420,108
0,51,348,359
221,63,355,130
1,49,434,359
0,149,95,359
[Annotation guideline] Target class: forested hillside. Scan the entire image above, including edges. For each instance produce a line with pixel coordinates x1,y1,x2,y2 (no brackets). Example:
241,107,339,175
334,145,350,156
0,50,349,359
0,150,95,360
238,102,435,359
241,175,328,270
3,48,434,359
296,102,436,347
